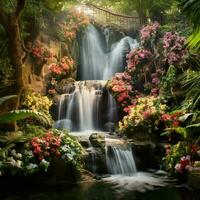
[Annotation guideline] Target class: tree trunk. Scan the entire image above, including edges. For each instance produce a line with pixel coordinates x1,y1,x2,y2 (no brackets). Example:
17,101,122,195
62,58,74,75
8,15,25,103
2,15,25,130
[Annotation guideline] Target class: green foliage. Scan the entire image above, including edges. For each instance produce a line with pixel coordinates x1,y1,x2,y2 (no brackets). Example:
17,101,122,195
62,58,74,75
178,0,200,51
0,131,31,144
181,69,200,110
0,128,83,176
160,65,177,100
0,95,17,106
0,109,52,128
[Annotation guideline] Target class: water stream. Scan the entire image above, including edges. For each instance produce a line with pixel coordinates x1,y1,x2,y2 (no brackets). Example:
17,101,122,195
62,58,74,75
80,24,138,80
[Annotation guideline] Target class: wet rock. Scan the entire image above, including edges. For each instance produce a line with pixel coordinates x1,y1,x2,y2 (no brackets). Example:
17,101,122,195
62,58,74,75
104,122,115,133
188,168,200,189
89,133,105,149
84,146,107,174
78,137,90,148
55,78,75,94
129,140,164,170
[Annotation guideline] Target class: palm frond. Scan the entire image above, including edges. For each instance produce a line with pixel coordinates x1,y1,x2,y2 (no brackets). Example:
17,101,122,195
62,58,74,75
0,109,52,127
179,0,200,51
181,69,200,109
0,95,18,106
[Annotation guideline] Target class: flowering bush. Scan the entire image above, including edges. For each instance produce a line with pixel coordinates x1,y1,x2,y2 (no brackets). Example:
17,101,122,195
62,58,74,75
161,111,183,128
109,23,187,113
0,129,83,176
164,141,200,175
49,56,74,80
175,155,191,173
107,72,133,108
21,92,52,114
118,96,167,135
127,48,153,73
163,32,187,66
31,42,55,62
57,10,89,41
140,22,160,44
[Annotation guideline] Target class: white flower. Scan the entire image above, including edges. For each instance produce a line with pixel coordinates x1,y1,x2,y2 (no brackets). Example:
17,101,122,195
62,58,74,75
16,153,22,159
40,159,50,167
26,163,38,170
7,157,16,166
11,149,17,157
15,160,22,168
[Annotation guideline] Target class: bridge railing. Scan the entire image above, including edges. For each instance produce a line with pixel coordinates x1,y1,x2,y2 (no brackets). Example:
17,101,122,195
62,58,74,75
79,3,140,30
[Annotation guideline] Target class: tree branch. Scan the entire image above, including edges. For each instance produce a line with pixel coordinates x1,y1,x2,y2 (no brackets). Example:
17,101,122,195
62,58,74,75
16,0,26,17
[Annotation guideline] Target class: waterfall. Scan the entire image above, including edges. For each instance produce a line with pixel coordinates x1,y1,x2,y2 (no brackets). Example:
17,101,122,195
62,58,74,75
80,24,138,80
56,24,138,132
107,92,118,123
106,138,137,175
80,25,106,80
55,81,107,132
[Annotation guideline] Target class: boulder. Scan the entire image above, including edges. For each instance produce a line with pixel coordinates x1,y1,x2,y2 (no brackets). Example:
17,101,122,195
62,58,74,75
89,133,105,149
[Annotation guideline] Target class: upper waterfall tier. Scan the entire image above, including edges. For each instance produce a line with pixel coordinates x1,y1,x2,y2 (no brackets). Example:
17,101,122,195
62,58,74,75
79,24,138,80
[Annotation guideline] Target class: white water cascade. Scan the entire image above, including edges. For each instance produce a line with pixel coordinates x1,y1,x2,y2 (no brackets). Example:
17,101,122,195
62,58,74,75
56,24,138,132
80,24,138,80
106,138,137,175
56,81,107,132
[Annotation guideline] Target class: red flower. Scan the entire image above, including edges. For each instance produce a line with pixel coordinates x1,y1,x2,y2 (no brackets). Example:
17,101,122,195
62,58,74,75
161,114,172,121
172,120,180,127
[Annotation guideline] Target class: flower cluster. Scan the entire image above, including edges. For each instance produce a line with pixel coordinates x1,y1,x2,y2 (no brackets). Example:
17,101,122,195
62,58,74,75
175,155,191,173
140,22,160,42
163,32,187,65
21,92,52,114
107,72,133,107
127,48,153,72
31,42,54,62
49,56,74,79
161,111,182,128
58,10,89,41
119,96,167,134
0,130,83,176
150,68,165,96
30,132,61,161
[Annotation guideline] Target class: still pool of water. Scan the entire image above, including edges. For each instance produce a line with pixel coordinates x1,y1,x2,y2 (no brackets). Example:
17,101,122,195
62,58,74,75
1,172,199,200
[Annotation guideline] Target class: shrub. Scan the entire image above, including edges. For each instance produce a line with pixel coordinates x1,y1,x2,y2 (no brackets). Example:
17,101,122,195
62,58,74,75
0,129,83,176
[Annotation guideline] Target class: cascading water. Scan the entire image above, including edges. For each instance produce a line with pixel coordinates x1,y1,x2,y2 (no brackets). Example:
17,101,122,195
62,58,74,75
80,24,138,80
56,81,106,132
105,138,137,175
107,92,118,123
56,24,138,132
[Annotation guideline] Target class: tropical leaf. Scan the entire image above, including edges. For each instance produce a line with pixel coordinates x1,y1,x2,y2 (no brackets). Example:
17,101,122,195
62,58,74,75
0,143,15,155
186,123,200,128
178,113,193,122
165,127,188,139
0,109,52,127
179,0,200,51
181,69,200,110
0,95,18,106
